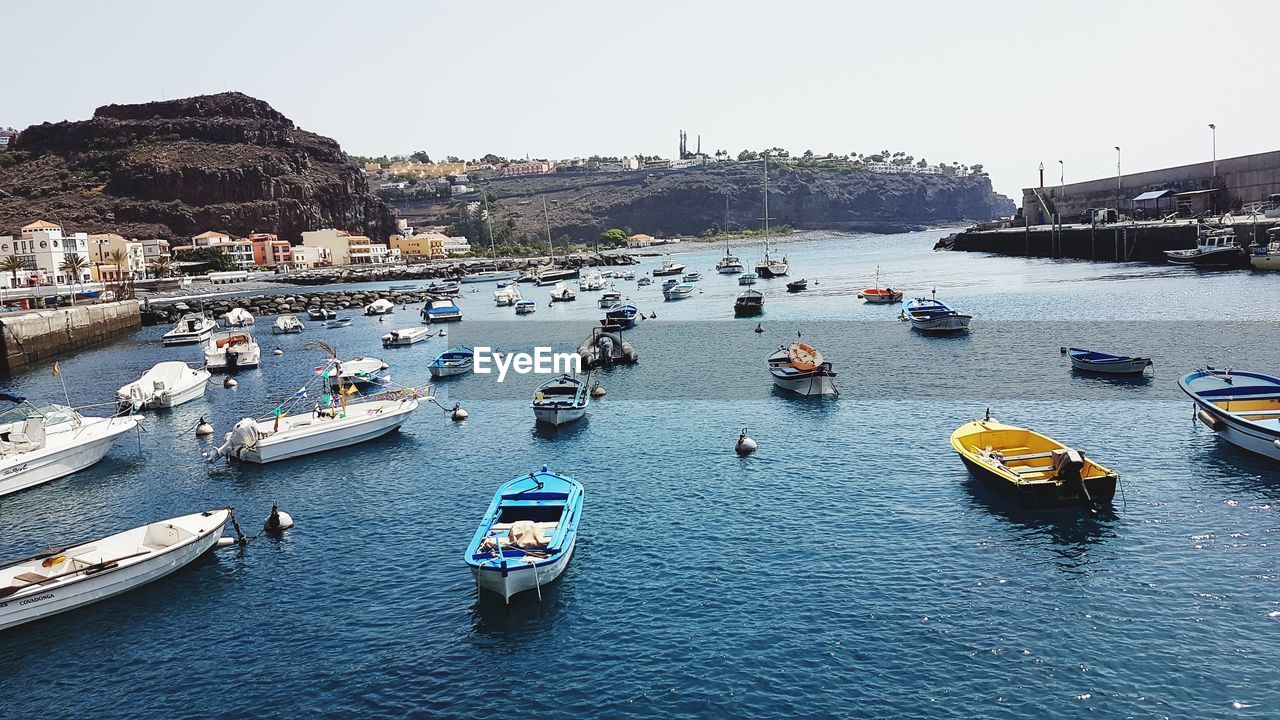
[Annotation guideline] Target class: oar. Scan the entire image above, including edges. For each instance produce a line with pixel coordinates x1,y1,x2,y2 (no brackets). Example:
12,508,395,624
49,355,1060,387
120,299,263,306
0,550,150,599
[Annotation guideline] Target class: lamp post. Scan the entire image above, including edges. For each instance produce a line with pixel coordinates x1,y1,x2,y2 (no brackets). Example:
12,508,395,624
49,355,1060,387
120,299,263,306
1058,160,1064,194
1114,146,1121,190
1208,123,1216,178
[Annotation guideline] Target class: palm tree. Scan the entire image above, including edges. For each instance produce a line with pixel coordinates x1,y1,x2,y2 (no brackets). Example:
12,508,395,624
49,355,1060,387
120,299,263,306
60,253,88,305
106,249,129,299
149,256,173,279
0,255,26,289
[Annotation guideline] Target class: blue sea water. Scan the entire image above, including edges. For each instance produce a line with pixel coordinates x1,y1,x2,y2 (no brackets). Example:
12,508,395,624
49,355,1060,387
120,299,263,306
1,229,1279,718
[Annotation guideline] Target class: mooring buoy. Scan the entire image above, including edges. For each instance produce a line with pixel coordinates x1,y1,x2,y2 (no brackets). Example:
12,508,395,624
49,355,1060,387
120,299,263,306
451,403,469,421
195,417,214,437
754,323,764,334
223,377,238,388
273,347,284,356
591,382,606,398
264,502,294,533
736,428,758,456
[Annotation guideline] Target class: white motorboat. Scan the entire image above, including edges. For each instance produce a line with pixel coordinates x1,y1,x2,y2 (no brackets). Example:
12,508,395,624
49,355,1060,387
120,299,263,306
1250,229,1280,270
515,299,537,315
0,402,138,498
421,298,463,323
637,277,653,287
768,340,839,397
579,272,605,291
162,314,217,346
550,282,576,302
382,327,432,347
532,375,589,426
223,307,255,327
272,314,305,334
598,289,622,308
202,330,261,371
461,270,520,284
323,317,353,328
364,298,396,315
738,273,757,286
532,265,580,286
0,508,232,631
619,270,636,281
117,362,211,411
716,243,745,274
663,282,695,300
494,284,523,307
307,308,336,321
652,261,686,277
1164,228,1247,266
318,356,388,386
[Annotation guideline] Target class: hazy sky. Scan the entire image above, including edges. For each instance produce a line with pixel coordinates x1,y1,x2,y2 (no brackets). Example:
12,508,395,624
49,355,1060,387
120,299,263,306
8,1,1275,200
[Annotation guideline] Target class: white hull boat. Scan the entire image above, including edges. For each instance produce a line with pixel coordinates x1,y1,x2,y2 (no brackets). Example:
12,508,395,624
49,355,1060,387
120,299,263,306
462,270,520,284
532,375,589,426
768,341,839,397
364,298,396,315
272,314,305,334
472,538,577,601
0,508,231,631
579,272,605,291
910,314,972,332
494,284,523,306
320,356,388,386
162,314,217,346
223,308,255,327
117,362,210,411
0,404,138,498
211,397,420,464
1180,368,1280,462
663,282,695,300
428,348,474,378
515,300,537,315
203,331,261,371
382,327,432,347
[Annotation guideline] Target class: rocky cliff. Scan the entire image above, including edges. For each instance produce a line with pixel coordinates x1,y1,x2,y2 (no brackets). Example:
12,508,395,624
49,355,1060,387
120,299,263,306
0,93,395,241
391,163,1014,242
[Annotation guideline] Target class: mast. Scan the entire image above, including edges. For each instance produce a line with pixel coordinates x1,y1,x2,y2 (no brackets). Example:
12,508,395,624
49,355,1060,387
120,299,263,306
542,197,553,262
482,187,496,259
763,154,771,260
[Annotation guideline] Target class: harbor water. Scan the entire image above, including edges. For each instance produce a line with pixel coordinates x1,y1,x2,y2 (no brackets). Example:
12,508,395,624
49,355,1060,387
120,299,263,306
2,229,1279,718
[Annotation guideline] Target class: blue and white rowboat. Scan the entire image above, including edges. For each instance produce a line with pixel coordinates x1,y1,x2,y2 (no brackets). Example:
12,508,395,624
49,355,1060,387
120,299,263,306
1180,367,1280,462
663,282,695,300
532,375,589,426
464,466,584,603
903,292,971,332
428,347,475,378
1068,348,1152,374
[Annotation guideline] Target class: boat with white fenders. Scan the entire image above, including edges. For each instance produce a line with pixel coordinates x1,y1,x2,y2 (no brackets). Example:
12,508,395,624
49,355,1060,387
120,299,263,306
465,466,583,603
162,314,217,345
0,400,138,498
117,362,210,411
382,327,432,347
1180,367,1280,462
532,375,589,426
768,339,838,396
0,508,232,631
203,330,261,371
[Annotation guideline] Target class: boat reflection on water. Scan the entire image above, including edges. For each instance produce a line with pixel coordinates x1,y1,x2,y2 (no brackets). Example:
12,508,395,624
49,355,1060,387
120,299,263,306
530,416,590,441
470,584,571,637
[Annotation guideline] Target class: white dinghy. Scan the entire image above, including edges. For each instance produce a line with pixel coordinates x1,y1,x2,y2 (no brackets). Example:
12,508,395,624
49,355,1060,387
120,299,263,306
382,327,432,347
0,508,232,631
364,298,396,316
223,307,255,327
0,401,138,498
117,361,211,411
162,314,217,345
272,314,305,334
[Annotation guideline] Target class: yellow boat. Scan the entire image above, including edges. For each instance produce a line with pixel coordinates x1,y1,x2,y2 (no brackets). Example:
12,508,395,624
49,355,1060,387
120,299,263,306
950,412,1118,509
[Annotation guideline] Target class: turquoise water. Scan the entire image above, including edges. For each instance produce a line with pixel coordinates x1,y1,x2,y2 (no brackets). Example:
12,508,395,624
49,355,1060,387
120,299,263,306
2,229,1279,718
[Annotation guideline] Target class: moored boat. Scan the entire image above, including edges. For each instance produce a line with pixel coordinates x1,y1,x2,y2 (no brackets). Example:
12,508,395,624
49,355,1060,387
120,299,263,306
323,317,353,328
754,155,789,278
950,411,1118,510
550,282,576,302
1164,227,1247,266
272,314,305,334
318,356,388,386
532,375,589,426
859,266,903,304
1249,228,1280,270
903,290,971,332
423,281,461,296
117,362,210,411
464,466,583,603
421,298,463,322
381,327,432,347
579,271,605,291
0,401,138,498
663,282,695,300
428,347,475,378
738,273,757,286
682,272,702,283
223,307,255,327
603,303,638,329
636,276,653,287
598,289,622,308
307,308,336,321
734,289,764,317
767,339,838,396
716,244,745,274
0,508,232,631
162,314,217,346
786,279,807,292
461,270,520,284
1180,367,1280,462
533,266,580,286
364,298,396,315
202,330,261,371
1067,348,1153,375
652,261,686,277
515,298,537,315
494,283,523,307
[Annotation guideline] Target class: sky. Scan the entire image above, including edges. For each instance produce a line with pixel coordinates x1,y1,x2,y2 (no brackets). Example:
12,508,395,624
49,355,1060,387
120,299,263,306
7,0,1277,201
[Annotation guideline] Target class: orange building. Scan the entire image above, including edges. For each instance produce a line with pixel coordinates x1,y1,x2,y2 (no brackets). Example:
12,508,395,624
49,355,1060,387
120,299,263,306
249,233,293,267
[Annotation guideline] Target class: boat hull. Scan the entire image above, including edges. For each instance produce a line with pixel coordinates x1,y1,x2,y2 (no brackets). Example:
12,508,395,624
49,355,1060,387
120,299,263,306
161,331,213,346
1251,254,1280,271
0,418,137,498
755,265,788,278
770,372,838,397
1165,247,1247,266
429,364,472,378
0,510,229,631
1069,357,1151,374
909,314,972,332
241,401,417,463
471,537,576,601
959,455,1118,508
734,303,763,317
533,405,586,426
1184,398,1280,462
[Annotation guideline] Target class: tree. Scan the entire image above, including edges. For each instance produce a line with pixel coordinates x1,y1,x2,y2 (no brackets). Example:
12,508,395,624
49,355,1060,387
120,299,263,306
106,248,130,298
149,257,174,278
59,253,88,304
0,255,26,288
738,150,759,161
182,247,236,273
446,156,462,163
480,153,505,164
600,228,627,248
410,150,432,163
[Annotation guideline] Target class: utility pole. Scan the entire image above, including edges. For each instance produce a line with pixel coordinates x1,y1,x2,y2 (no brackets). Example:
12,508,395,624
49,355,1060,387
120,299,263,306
1209,123,1217,178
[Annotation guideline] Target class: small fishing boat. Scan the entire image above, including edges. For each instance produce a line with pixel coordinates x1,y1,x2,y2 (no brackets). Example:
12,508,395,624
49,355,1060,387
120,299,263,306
223,307,255,327
717,244,745,274
421,298,463,323
682,272,703,283
534,267,581,286
317,356,388,386
1180,367,1280,462
464,466,583,603
423,281,461,296
663,282,695,300
387,283,420,292
0,508,232,631
734,289,764,317
652,261,686,277
768,340,838,396
515,298,537,315
532,375,589,426
162,314,217,346
202,330,261,371
1067,348,1153,375
950,411,1118,509
494,283,522,307
323,317,353,328
598,289,622,308
577,328,638,368
636,276,653,287
603,303,638,329
619,270,636,281
550,282,576,302
117,362,210,411
786,279,808,293
661,278,679,291
381,327,432,347
859,266,903,304
307,307,336,321
364,298,396,316
903,290,971,332
1164,227,1247,266
428,347,475,378
0,400,138,498
1249,228,1280,270
579,272,605,291
461,270,520,284
271,314,305,334
738,273,758,286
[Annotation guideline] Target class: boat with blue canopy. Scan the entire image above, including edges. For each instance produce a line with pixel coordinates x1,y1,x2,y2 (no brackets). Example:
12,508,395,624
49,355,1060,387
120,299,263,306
428,347,475,378
421,298,462,323
902,290,971,332
464,466,584,603
1180,367,1280,462
1067,348,1152,375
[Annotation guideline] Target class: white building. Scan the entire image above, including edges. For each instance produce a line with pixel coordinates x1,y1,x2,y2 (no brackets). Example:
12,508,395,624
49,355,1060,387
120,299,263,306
291,245,332,269
441,236,472,256
174,230,255,269
140,238,171,269
0,221,94,287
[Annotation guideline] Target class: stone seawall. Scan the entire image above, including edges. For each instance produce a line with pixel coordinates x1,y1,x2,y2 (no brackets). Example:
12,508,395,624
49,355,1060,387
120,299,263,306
0,300,141,375
936,219,1279,263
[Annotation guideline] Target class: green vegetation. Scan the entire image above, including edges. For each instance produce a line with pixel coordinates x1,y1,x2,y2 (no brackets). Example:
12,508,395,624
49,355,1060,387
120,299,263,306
695,224,795,242
600,228,627,247
180,247,236,272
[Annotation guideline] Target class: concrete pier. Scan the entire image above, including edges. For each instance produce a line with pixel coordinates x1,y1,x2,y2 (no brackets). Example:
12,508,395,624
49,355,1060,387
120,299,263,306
0,301,141,375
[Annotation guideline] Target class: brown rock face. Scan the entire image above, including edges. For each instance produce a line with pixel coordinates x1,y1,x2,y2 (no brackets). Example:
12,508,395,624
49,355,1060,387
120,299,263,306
0,92,395,241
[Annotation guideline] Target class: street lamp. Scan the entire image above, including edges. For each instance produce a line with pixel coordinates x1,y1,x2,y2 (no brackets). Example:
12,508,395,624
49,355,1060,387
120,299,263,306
1115,146,1121,189
1058,160,1064,194
1208,123,1216,177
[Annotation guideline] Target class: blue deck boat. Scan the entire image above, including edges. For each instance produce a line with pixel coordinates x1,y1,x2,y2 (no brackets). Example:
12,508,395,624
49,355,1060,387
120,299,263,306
464,466,584,603
903,291,971,332
603,303,638,329
421,298,462,323
428,347,475,378
1180,367,1280,462
1067,348,1152,374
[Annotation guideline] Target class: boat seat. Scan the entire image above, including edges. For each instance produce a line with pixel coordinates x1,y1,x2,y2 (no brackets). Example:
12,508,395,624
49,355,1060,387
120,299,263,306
1011,464,1055,475
491,522,558,532
1000,451,1055,462
13,571,45,585
1232,410,1280,417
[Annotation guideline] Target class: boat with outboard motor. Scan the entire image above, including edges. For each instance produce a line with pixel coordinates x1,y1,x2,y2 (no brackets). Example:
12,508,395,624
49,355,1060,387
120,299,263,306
162,314,217,346
950,411,1118,510
422,298,463,323
202,331,261,371
464,467,583,603
550,282,576,302
364,298,396,316
117,362,210,411
768,339,838,396
598,289,622,308
316,356,388,386
682,272,703,283
308,307,336,321
223,307,255,327
652,261,685,277
663,282,695,300
0,399,138,498
323,317,352,328
579,272,605,291
428,347,475,378
903,290,972,332
1067,348,1153,375
1180,367,1280,462
494,283,523,307
735,289,764,317
1249,228,1280,270
859,266,903,304
532,375,589,426
272,314,305,334
423,281,461,296
382,327,432,347
515,299,537,315
1164,227,1248,266
0,508,232,631
577,328,638,368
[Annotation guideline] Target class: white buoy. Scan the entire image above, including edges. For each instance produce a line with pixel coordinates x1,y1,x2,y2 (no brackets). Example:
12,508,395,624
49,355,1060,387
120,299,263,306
223,377,238,388
451,403,469,421
273,347,284,356
215,537,236,549
195,417,214,437
264,502,294,533
735,428,758,456
591,382,606,398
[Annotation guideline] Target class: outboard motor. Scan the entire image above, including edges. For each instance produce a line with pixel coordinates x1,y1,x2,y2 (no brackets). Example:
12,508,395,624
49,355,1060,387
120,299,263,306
206,418,260,461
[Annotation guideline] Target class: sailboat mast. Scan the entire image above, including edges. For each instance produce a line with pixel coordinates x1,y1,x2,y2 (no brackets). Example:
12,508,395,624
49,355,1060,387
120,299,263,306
542,197,552,260
482,187,496,259
763,154,771,258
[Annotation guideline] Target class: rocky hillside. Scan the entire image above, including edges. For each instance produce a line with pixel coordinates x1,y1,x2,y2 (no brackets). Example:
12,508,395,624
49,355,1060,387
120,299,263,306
0,93,395,241
391,163,1014,242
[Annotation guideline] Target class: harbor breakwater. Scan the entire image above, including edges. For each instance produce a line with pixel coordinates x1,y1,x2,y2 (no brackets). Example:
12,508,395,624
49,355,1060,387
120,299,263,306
143,289,437,326
0,300,140,375
278,254,637,286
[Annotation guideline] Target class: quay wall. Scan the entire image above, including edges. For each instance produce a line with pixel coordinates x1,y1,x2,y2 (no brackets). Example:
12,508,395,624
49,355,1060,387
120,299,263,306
0,301,141,375
936,219,1279,263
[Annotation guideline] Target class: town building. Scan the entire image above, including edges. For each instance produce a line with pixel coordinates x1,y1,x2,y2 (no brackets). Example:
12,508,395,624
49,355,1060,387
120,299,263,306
0,221,94,287
87,233,146,283
390,233,446,260
441,236,472,256
500,161,555,177
248,233,293,267
139,238,171,272
291,245,332,269
172,230,256,269
301,228,388,265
